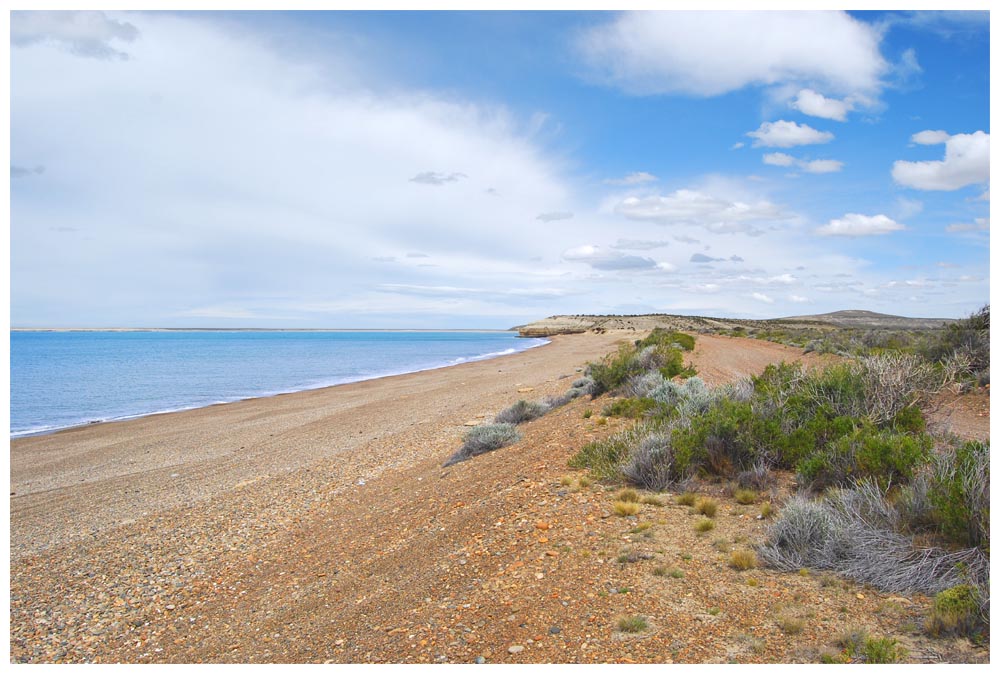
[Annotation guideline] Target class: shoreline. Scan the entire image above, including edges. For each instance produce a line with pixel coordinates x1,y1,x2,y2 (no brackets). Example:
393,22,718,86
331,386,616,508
10,335,550,439
10,331,627,559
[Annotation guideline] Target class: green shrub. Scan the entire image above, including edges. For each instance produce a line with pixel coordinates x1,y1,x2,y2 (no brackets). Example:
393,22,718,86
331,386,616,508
796,426,931,490
588,343,643,396
860,636,906,663
444,423,520,466
890,405,926,434
569,422,659,481
926,584,984,638
639,328,695,351
603,397,658,419
927,440,989,550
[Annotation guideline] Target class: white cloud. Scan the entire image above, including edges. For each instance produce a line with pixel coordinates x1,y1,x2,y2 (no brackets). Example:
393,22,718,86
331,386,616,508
409,171,467,185
561,245,658,271
763,152,796,167
816,213,905,237
911,129,950,145
536,211,573,222
892,131,990,190
751,292,774,304
11,10,139,60
731,142,745,150
800,159,844,174
603,171,657,185
577,11,887,98
788,294,809,303
615,188,787,234
762,154,843,173
611,238,670,250
791,88,853,121
946,217,989,233
895,197,924,220
748,120,834,148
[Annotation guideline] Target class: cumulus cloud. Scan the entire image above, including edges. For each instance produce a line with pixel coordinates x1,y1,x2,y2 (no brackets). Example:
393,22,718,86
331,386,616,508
536,211,573,222
801,159,844,174
816,213,905,237
611,238,669,250
946,218,989,233
892,131,990,190
11,10,139,60
615,188,787,234
762,153,842,173
747,120,834,148
603,171,657,185
577,11,887,98
562,245,658,271
751,292,774,303
791,88,853,121
409,171,467,185
789,294,809,303
911,129,950,145
763,152,796,167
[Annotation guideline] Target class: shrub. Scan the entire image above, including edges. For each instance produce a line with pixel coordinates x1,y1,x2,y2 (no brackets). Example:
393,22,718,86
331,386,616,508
925,584,985,638
625,371,669,399
495,399,550,425
622,432,676,491
588,344,643,396
796,426,931,491
639,328,695,352
735,460,775,491
860,636,906,663
613,501,640,516
757,483,989,599
927,440,989,549
617,615,648,633
729,549,758,570
570,423,658,481
444,423,520,466
695,497,718,517
603,397,658,419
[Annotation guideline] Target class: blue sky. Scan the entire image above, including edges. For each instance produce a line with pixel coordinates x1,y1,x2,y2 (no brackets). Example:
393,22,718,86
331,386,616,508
9,9,991,328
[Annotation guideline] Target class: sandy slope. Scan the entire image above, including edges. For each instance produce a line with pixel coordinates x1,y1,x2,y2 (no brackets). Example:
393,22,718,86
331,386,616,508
9,333,989,664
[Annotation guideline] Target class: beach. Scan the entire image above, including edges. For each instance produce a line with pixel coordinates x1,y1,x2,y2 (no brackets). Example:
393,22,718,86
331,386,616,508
10,331,987,664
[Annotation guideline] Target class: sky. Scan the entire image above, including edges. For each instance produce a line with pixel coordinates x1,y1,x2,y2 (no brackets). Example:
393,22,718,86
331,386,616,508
8,8,992,328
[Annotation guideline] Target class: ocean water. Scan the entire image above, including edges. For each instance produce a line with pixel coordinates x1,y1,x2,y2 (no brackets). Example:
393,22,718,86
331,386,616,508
9,330,548,438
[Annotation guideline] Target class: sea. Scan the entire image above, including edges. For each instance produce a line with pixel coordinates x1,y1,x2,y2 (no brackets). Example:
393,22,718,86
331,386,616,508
9,330,549,438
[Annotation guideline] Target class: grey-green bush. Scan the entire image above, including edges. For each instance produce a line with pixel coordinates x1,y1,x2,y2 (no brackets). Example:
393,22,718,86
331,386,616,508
444,423,521,467
495,399,550,425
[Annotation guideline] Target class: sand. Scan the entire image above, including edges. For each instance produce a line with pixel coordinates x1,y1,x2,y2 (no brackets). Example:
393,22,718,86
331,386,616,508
10,332,626,560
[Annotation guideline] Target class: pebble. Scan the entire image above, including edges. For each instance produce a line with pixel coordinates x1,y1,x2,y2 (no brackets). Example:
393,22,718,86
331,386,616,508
508,645,524,654
474,656,486,664
549,626,561,634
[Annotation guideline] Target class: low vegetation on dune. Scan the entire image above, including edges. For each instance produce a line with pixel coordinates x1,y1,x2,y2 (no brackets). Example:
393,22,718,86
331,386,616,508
567,307,990,654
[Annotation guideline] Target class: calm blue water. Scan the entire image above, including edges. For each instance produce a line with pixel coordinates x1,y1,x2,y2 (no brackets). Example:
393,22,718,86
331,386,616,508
9,330,548,437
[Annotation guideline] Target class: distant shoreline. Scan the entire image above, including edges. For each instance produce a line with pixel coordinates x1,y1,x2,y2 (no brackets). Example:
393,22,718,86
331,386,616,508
11,327,515,333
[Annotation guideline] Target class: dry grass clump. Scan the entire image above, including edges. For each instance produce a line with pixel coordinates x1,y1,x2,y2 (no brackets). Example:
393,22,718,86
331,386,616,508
616,615,648,633
695,518,715,534
676,492,698,506
733,488,758,504
695,497,718,517
778,615,805,635
760,502,773,518
729,549,758,570
641,495,663,507
616,488,640,503
613,501,641,517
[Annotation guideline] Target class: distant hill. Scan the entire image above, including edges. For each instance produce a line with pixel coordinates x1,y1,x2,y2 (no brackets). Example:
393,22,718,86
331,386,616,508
779,310,954,330
513,310,954,337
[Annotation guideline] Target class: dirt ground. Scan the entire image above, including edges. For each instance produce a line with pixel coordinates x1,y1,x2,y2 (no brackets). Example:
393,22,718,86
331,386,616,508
8,333,990,663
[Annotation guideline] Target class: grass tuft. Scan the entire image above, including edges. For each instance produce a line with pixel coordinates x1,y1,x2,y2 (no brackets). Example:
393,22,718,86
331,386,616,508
617,615,648,633
695,497,718,518
695,518,715,534
729,549,758,570
613,501,640,517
